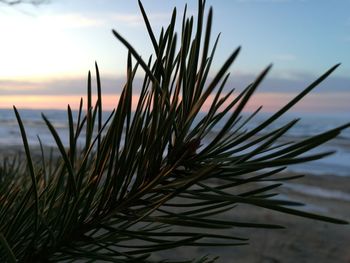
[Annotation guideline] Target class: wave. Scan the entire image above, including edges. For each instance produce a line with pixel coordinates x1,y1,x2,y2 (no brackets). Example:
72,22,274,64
1,109,349,176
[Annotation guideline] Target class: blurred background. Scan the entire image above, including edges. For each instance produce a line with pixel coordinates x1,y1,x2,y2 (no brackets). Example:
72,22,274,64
0,1,349,262
0,0,349,111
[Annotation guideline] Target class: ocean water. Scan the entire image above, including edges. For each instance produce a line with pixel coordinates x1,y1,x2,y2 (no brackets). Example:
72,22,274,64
0,108,349,176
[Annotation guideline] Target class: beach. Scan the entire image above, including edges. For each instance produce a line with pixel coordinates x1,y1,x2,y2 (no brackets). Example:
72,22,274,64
1,109,349,262
214,173,350,263
151,172,350,263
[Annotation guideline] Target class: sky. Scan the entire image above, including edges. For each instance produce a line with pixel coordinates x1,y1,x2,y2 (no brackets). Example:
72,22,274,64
0,0,349,112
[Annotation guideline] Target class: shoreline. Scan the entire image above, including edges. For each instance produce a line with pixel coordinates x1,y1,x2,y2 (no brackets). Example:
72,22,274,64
1,145,349,262
152,172,350,262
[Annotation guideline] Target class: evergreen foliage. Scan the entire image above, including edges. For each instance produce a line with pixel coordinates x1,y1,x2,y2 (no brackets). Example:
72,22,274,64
0,1,349,262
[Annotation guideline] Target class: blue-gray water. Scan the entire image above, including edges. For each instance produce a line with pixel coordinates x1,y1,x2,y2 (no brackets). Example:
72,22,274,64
0,108,349,176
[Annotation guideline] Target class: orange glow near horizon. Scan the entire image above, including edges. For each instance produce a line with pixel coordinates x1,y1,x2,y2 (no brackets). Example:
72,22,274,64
0,95,122,110
0,92,348,113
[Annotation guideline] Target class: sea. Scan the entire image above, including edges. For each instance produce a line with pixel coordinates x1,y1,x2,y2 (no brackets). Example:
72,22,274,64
0,108,349,177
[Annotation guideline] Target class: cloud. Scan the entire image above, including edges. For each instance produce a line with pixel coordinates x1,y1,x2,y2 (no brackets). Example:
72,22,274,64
1,72,349,96
1,73,348,112
0,77,143,95
228,71,350,93
110,12,172,27
0,79,46,92
0,12,103,32
38,14,103,29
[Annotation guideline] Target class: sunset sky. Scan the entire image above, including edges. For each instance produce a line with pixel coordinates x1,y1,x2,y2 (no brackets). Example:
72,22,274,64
0,0,349,112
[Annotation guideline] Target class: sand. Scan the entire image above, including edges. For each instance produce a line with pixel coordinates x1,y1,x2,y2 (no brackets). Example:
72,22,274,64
1,145,349,262
152,173,350,263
